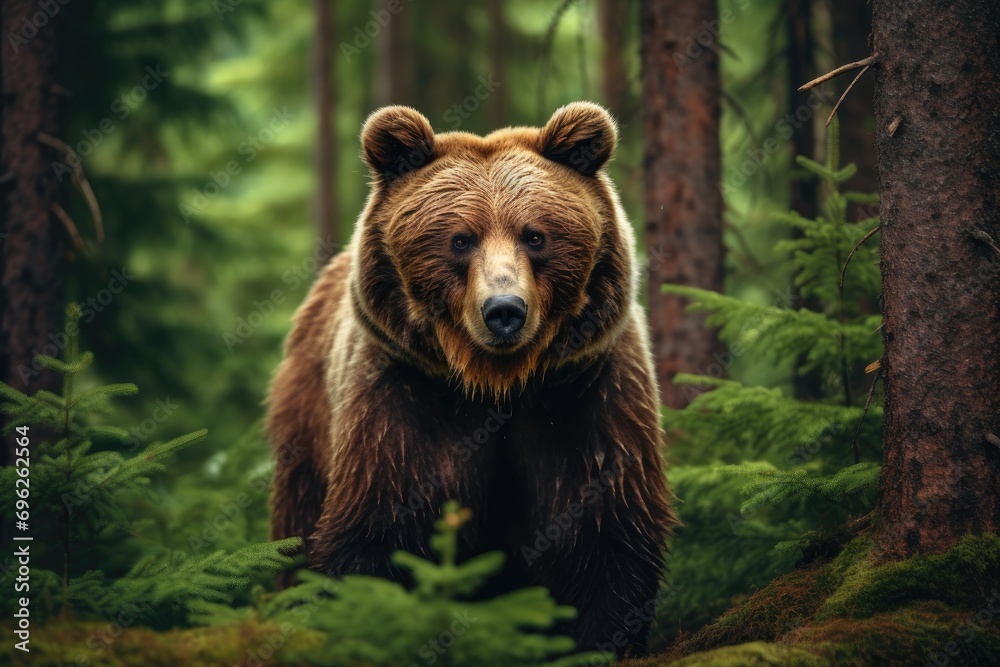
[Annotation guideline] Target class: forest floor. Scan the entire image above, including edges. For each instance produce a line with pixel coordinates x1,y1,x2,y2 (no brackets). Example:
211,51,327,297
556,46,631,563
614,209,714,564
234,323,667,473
12,532,1000,667
633,531,1000,666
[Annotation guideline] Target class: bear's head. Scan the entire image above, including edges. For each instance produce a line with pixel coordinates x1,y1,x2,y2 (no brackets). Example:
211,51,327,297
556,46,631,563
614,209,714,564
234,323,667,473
350,102,637,397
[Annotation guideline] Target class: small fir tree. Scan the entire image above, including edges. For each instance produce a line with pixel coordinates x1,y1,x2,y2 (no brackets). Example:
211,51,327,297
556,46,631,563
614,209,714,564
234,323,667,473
206,502,611,667
0,304,295,626
654,119,884,636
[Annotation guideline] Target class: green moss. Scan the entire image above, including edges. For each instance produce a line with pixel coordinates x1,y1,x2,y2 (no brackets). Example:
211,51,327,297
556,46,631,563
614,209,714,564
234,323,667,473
819,533,1000,619
2,620,325,667
638,533,1000,667
674,565,832,655
623,641,826,667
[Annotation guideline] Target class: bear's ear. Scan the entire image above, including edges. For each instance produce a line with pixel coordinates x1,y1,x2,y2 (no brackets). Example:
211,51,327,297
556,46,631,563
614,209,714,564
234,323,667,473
360,106,436,185
538,102,618,177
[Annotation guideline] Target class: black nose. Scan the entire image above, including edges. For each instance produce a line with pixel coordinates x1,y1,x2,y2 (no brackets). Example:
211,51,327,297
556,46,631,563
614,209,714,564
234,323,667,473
482,295,527,337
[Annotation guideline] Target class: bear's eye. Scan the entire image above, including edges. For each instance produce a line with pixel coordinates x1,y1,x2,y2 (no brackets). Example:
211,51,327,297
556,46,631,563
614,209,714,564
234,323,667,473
525,231,545,249
452,234,473,252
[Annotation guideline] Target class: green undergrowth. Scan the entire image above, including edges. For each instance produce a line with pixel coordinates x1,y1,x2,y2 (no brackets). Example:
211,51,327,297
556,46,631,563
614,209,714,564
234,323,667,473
628,532,1000,666
1,620,325,667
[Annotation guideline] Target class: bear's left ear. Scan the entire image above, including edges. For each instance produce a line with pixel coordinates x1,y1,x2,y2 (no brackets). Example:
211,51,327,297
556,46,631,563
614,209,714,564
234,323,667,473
361,106,436,185
538,102,618,177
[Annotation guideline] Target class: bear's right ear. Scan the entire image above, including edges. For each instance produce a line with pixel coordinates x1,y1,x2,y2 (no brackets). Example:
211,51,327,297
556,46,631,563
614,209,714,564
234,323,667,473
360,106,436,185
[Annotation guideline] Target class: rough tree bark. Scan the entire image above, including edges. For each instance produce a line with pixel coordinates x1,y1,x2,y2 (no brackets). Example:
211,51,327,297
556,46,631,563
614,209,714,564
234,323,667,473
0,0,67,466
312,0,337,245
873,0,1000,558
641,0,725,409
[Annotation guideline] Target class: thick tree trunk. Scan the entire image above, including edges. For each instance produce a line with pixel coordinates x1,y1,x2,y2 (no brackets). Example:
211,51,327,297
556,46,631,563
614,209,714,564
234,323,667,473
873,0,1000,559
312,0,338,245
641,0,725,409
0,0,67,466
599,0,628,120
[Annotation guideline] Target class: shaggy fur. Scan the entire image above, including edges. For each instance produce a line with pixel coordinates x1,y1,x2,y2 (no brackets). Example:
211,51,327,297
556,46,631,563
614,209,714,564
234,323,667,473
267,102,677,655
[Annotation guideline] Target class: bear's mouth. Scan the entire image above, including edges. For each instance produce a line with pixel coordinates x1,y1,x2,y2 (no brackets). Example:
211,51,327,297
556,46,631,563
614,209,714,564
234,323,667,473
485,333,522,351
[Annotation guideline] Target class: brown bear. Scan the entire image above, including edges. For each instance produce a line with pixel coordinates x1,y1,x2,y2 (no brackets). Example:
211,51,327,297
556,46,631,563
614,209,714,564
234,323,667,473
267,102,677,656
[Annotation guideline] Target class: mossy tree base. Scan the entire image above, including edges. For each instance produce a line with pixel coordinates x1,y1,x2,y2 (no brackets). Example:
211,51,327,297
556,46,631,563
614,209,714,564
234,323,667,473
629,533,1000,667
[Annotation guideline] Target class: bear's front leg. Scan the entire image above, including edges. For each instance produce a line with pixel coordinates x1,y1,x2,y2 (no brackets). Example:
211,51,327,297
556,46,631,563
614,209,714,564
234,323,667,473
523,462,672,657
518,330,677,657
308,348,489,582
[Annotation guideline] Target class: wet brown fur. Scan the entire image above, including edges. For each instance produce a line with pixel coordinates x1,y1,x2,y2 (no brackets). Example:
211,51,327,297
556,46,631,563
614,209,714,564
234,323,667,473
267,103,677,654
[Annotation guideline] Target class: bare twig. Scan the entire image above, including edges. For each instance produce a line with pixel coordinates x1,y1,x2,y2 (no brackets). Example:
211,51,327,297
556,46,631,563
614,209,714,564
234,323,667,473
36,132,105,243
50,203,85,251
70,173,105,242
825,65,871,127
840,224,881,289
851,365,883,464
798,55,877,92
51,83,72,98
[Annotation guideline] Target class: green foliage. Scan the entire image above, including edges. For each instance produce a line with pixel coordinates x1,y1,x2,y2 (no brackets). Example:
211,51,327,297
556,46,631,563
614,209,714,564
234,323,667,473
0,305,294,626
222,503,609,667
654,121,884,639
